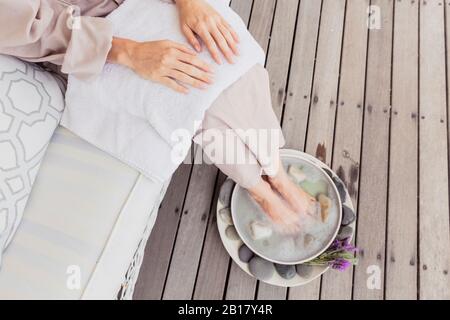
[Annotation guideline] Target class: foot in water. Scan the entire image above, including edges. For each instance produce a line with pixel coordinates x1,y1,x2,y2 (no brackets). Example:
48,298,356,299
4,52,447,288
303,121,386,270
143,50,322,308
248,180,302,234
267,162,319,218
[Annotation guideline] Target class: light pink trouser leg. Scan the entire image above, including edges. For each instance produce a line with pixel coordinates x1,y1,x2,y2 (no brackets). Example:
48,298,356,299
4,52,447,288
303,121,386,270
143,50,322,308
193,65,285,189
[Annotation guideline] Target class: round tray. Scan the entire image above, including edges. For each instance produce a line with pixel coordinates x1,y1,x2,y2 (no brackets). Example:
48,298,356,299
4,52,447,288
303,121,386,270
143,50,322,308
216,149,357,287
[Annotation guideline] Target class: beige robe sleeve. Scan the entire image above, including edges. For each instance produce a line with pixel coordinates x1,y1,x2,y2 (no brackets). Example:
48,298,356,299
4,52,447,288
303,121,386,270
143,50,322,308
0,0,114,79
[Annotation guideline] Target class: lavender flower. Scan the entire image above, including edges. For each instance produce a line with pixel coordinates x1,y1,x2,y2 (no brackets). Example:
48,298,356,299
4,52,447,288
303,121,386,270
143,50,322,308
331,258,352,271
305,237,359,272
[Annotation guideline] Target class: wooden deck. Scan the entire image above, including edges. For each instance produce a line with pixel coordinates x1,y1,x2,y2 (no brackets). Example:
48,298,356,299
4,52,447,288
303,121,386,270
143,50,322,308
133,0,450,300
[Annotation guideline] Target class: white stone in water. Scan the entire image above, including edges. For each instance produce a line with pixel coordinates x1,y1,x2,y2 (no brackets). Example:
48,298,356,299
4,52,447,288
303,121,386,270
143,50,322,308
288,165,307,183
304,233,315,247
249,221,273,240
318,194,332,222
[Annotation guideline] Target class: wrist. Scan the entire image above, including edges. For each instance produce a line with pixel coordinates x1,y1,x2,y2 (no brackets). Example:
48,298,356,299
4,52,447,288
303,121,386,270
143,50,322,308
107,37,136,69
174,0,195,5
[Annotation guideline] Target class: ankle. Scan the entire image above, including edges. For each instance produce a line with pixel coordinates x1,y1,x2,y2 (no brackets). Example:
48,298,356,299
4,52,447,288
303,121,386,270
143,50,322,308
248,180,274,202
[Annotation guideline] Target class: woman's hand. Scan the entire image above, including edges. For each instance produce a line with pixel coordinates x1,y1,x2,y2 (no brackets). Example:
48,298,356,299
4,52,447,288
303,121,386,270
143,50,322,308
176,0,240,65
108,37,213,94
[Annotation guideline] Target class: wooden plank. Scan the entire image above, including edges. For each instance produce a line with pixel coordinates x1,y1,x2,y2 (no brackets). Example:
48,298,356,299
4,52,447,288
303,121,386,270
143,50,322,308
288,279,321,300
193,174,229,300
265,0,299,120
419,0,450,300
248,0,276,50
352,0,393,300
230,0,253,21
256,283,286,300
133,163,192,300
320,0,369,301
256,0,299,300
225,262,257,300
282,0,322,151
225,0,276,300
304,0,346,165
385,0,418,300
192,0,258,301
289,0,346,300
162,149,219,299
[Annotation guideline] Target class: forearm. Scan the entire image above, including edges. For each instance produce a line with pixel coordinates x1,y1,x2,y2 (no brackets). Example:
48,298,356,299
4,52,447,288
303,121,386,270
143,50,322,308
0,0,114,79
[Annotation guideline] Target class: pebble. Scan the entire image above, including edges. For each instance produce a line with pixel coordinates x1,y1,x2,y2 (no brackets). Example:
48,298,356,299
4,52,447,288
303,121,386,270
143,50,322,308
332,176,347,203
275,264,296,280
219,207,233,225
288,165,307,183
248,256,275,281
238,244,254,263
337,225,353,240
249,221,272,240
304,234,315,247
296,264,314,278
318,194,332,222
300,180,328,197
219,179,235,207
323,168,333,178
225,226,240,241
341,205,356,226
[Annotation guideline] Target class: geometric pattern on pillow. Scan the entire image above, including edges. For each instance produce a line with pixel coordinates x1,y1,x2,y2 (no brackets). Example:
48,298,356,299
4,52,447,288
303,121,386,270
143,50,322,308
0,55,64,258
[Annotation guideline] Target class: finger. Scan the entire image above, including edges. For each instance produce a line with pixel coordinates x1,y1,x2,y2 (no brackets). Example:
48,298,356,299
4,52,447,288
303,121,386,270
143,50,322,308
223,20,240,43
159,76,189,94
182,25,202,52
211,27,234,64
170,41,197,56
168,69,207,90
177,51,213,74
198,27,222,65
218,23,239,56
174,59,213,84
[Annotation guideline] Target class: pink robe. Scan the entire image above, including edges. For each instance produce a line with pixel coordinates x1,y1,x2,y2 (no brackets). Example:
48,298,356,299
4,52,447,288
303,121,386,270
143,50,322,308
0,0,124,78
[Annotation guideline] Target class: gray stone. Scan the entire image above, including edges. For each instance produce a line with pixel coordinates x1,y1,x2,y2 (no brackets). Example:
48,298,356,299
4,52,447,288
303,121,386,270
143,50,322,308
275,264,296,280
225,226,240,240
296,264,314,278
219,207,233,225
332,176,347,203
248,256,274,281
219,179,235,207
337,225,353,240
238,244,254,263
341,205,356,226
323,168,333,178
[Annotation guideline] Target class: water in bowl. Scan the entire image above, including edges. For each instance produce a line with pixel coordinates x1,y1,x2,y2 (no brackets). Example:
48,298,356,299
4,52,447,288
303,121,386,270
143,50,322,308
232,156,340,264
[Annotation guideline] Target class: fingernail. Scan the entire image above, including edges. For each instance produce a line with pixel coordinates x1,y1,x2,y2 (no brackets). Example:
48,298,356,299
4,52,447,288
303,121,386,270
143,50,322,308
195,44,201,52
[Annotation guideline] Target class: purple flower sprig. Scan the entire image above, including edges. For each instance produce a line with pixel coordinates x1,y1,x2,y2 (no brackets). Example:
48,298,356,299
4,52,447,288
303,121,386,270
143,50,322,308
305,238,359,272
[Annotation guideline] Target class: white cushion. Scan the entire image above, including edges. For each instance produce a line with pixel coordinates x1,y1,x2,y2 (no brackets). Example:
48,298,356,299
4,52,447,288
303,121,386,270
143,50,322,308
0,127,166,299
0,55,64,262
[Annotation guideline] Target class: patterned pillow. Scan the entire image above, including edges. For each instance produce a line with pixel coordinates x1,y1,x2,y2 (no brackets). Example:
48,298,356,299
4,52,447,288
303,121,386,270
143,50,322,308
0,55,64,263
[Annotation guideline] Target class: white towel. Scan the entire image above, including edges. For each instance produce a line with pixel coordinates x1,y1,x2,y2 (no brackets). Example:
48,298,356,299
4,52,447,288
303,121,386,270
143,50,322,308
62,0,265,182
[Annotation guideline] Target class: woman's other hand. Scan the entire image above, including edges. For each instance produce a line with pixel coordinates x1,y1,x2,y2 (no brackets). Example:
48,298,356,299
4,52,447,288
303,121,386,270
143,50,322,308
176,0,240,65
107,37,213,93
